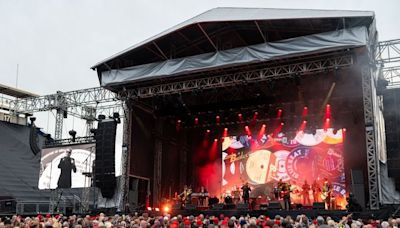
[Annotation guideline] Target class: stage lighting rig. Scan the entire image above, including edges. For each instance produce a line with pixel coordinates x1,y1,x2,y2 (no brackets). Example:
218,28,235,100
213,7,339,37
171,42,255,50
113,112,121,123
69,130,77,142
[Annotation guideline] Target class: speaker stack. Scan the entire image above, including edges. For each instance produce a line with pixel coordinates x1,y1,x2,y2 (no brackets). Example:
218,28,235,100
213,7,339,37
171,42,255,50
95,119,117,198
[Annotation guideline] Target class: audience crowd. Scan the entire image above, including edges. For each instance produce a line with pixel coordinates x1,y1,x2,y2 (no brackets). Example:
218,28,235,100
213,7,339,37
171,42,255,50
0,212,399,228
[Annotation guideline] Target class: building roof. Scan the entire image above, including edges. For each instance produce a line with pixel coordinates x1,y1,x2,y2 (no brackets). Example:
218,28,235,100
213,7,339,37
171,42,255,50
91,7,374,72
0,83,39,98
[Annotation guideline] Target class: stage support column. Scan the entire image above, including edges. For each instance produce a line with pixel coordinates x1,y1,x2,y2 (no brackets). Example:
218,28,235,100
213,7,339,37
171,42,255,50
179,133,188,190
153,118,164,206
120,104,132,211
361,62,381,210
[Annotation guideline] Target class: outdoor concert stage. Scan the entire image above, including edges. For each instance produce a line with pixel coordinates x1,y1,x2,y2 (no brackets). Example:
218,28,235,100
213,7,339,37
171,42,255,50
92,8,386,211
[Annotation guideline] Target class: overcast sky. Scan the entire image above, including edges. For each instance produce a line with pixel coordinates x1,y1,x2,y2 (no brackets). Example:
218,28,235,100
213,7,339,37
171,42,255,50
1,0,399,137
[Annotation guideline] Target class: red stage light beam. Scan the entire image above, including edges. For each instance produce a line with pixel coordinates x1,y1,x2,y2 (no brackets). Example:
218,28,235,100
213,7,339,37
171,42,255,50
216,115,220,124
245,125,252,136
176,119,181,131
302,106,308,117
223,128,228,137
277,109,283,118
299,120,307,132
194,117,199,125
324,118,331,130
258,124,266,139
238,113,243,121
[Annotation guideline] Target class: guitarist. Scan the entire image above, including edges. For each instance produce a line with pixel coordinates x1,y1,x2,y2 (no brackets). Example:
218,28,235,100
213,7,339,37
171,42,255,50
179,185,192,205
321,178,332,209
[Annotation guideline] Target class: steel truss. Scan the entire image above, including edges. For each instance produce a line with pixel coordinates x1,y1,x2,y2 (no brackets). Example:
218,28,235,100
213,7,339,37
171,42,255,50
118,55,353,99
376,39,400,87
361,65,380,210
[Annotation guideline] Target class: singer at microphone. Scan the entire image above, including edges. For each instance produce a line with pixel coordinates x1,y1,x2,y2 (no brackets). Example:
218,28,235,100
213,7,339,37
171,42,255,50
57,148,77,188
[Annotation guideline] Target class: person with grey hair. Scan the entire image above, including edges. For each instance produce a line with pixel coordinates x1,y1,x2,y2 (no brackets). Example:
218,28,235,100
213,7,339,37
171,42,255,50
57,148,76,188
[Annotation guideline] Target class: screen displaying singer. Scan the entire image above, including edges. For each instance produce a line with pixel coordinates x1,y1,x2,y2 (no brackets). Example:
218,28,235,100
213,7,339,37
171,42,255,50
57,148,77,188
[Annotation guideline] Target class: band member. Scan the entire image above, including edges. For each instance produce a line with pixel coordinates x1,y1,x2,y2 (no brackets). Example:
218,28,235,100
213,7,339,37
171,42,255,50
232,186,241,204
281,182,291,210
198,186,208,206
241,182,251,204
179,185,192,205
301,180,311,205
321,178,332,209
312,180,321,203
57,149,76,188
277,179,285,200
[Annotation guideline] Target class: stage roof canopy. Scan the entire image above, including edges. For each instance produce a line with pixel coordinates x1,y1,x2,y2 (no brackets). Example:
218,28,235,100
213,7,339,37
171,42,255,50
92,7,376,87
0,83,39,98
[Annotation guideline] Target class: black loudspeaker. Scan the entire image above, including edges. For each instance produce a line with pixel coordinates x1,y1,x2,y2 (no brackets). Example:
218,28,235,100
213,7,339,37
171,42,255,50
268,201,282,210
313,202,325,210
350,169,366,209
172,204,181,210
185,204,197,210
212,203,224,210
95,119,117,198
237,203,249,210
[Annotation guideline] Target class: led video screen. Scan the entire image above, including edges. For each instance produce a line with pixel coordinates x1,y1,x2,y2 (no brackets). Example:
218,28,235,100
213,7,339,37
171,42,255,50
38,144,95,189
222,128,346,207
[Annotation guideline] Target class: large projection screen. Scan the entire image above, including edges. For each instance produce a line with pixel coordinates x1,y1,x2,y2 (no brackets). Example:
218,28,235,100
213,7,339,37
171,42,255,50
38,143,95,189
221,128,346,208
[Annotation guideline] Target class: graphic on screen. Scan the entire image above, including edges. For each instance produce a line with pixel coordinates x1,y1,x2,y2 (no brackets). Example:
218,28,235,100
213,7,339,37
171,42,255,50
222,128,345,207
38,144,95,189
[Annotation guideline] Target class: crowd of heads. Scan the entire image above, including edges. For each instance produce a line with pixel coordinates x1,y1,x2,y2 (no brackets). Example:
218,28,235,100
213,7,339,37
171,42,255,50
0,213,399,228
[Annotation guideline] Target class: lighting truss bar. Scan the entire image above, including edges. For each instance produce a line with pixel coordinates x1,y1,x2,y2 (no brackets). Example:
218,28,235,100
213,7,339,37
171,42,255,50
376,39,400,64
9,87,118,114
44,136,95,148
119,55,353,99
383,66,400,88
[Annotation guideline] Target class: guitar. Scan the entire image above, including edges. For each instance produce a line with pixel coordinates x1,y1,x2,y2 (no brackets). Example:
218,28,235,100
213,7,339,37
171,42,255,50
321,189,332,201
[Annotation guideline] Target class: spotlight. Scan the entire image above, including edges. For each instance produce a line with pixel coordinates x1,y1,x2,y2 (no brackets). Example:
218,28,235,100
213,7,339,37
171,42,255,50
206,129,210,133
262,124,266,128
154,208,160,212
113,112,121,123
29,117,36,123
281,122,284,126
194,117,199,125
146,207,152,211
224,128,228,131
163,205,170,213
90,128,97,135
177,119,181,123
214,138,218,142
69,130,77,142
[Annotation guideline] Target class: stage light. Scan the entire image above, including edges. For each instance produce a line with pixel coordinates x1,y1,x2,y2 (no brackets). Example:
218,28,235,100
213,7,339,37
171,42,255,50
206,129,210,133
277,109,283,118
69,130,77,142
245,125,249,129
343,128,346,131
29,117,36,123
154,208,160,212
326,118,330,122
216,115,220,124
302,106,308,117
163,205,170,213
214,138,218,142
194,117,199,125
224,128,228,131
253,112,258,120
262,124,266,128
238,113,243,121
281,122,284,126
146,207,152,211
